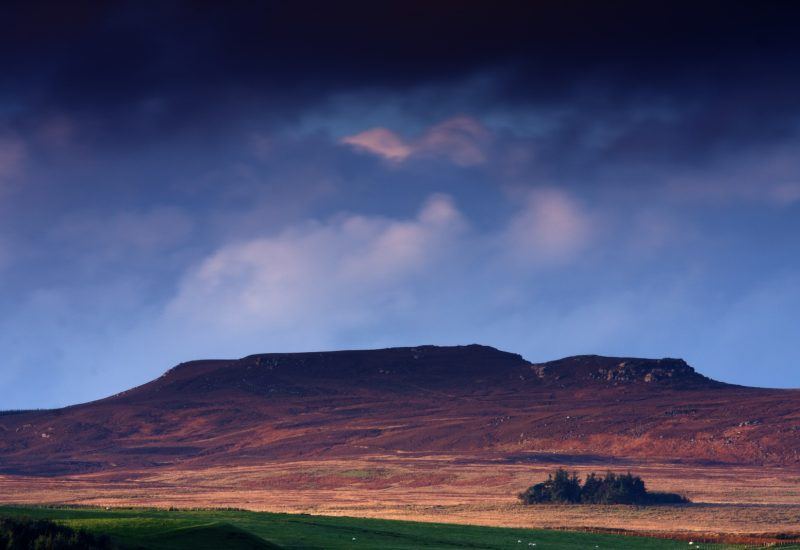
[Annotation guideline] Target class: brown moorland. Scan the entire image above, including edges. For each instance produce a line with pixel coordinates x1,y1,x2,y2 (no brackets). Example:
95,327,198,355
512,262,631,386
1,345,800,540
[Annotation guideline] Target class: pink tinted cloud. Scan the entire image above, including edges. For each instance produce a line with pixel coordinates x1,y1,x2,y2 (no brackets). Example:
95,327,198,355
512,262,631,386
416,116,491,166
341,116,491,166
504,188,591,266
341,127,413,162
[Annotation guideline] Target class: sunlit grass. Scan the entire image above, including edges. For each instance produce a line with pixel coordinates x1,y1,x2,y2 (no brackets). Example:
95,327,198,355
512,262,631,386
0,505,773,549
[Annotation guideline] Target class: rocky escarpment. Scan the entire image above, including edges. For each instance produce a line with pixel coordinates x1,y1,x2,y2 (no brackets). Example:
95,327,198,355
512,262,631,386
530,355,722,388
142,347,717,397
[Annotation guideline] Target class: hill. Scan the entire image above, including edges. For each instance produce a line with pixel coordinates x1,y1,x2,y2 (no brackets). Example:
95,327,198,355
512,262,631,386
1,344,799,476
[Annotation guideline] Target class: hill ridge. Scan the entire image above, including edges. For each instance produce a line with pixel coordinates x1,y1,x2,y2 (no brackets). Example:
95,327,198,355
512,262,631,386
149,345,718,393
1,344,797,476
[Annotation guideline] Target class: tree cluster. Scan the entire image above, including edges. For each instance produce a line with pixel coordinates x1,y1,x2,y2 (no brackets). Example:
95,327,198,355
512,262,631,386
0,516,115,549
518,468,688,505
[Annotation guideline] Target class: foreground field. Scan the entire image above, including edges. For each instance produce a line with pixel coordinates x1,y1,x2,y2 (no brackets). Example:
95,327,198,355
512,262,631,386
0,506,764,549
2,454,800,543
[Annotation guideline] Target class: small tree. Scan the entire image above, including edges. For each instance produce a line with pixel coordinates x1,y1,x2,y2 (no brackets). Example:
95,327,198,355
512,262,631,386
518,481,550,504
581,472,647,504
518,468,581,504
580,472,602,503
549,468,582,503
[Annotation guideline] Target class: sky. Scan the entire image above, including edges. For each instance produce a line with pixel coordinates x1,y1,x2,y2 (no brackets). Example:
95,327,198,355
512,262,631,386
1,1,800,408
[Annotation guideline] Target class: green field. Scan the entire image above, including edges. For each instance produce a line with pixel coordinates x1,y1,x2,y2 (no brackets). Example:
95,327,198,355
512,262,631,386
0,505,773,549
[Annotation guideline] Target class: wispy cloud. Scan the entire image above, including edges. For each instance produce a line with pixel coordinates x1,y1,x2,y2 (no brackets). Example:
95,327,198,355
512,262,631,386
55,206,194,256
503,188,592,266
341,127,413,162
341,116,491,166
664,145,800,206
0,135,25,191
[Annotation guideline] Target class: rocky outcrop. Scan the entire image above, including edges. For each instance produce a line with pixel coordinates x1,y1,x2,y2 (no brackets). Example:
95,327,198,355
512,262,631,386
530,355,720,388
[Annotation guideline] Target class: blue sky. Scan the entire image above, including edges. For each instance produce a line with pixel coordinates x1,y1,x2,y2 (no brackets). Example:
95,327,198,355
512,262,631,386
1,2,800,408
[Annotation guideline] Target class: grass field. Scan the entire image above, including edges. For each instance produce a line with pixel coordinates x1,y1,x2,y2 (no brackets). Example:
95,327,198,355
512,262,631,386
5,457,800,537
0,505,777,549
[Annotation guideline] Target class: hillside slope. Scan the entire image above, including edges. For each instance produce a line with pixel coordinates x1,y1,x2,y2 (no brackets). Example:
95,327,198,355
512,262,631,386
1,345,799,475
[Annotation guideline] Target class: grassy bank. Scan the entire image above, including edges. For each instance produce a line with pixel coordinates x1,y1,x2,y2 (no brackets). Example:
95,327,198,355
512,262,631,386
0,505,771,549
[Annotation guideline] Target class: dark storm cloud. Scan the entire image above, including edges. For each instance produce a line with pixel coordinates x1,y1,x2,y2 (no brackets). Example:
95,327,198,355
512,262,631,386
3,1,800,147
